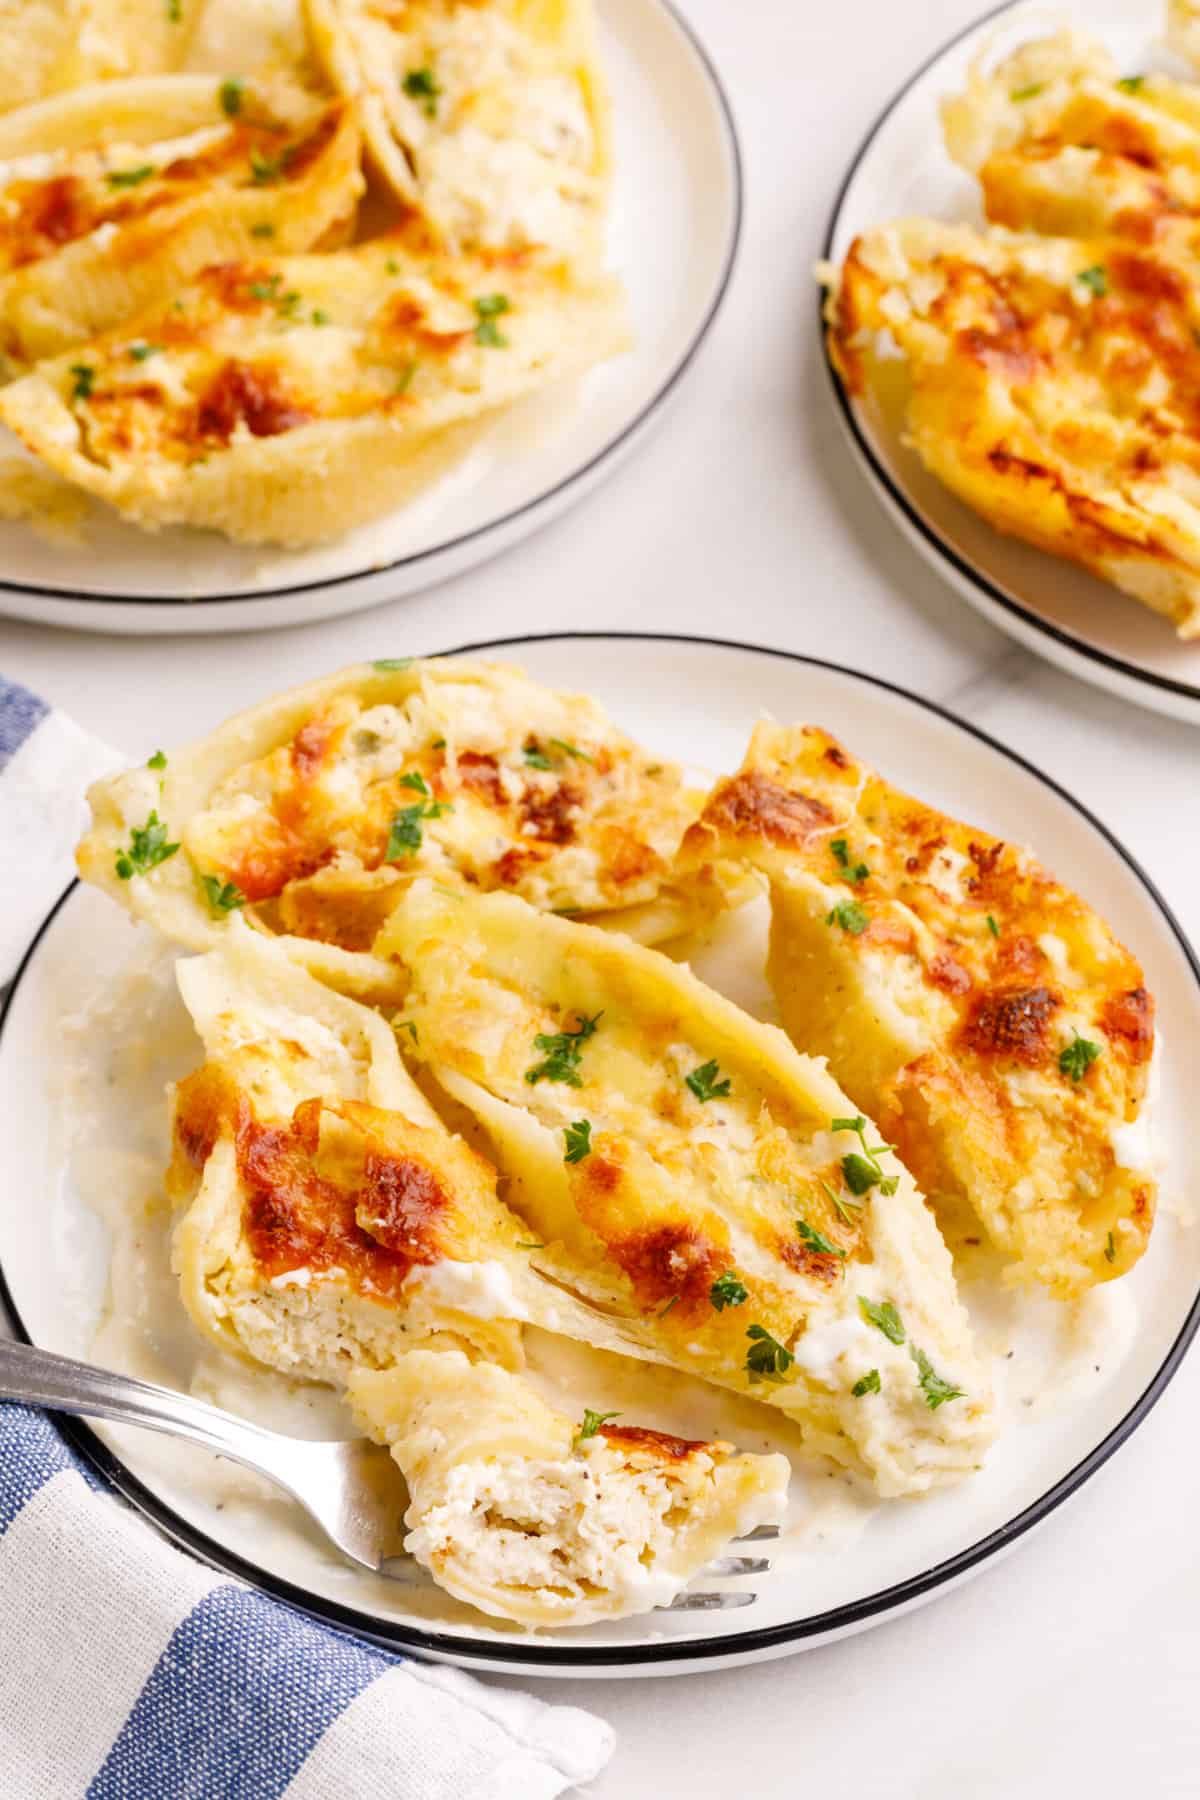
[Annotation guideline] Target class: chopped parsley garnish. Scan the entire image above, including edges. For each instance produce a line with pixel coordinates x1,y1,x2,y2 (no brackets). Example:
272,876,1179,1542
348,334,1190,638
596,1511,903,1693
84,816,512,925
395,360,418,394
745,1324,793,1383
250,222,275,238
516,1239,545,1251
1117,74,1146,93
851,1369,881,1397
200,874,246,914
833,1115,899,1197
986,913,1000,937
402,66,441,116
858,1296,905,1345
373,657,413,671
397,770,431,794
564,1119,593,1163
911,1345,964,1410
385,257,400,274
1010,82,1044,100
1077,264,1108,298
384,791,450,860
107,164,155,188
311,308,330,326
70,364,94,401
710,1271,748,1311
473,293,510,347
685,1059,731,1103
218,76,244,117
250,146,289,184
1105,1231,1117,1264
1059,1031,1102,1083
393,1018,419,1042
826,899,869,935
550,738,593,762
147,749,167,770
658,1295,680,1318
166,0,181,19
523,742,554,770
525,1013,601,1087
820,1177,863,1227
830,838,869,883
114,812,180,880
796,1218,845,1260
574,1408,620,1446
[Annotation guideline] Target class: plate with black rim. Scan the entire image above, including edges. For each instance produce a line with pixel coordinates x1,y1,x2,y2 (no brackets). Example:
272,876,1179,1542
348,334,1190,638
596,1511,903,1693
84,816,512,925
0,632,1196,1678
0,0,740,637
822,0,1200,726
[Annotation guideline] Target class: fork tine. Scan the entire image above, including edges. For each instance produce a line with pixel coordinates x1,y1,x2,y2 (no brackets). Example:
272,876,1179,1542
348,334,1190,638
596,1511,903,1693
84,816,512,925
659,1590,757,1612
701,1554,770,1577
736,1524,780,1542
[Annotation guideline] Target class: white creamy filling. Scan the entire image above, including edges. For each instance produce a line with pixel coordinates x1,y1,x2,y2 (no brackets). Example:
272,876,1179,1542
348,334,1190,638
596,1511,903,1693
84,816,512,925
405,1257,528,1322
406,1449,698,1608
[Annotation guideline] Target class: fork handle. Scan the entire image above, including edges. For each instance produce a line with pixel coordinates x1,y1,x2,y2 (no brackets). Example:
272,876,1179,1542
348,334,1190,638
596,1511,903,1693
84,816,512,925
0,1337,299,1484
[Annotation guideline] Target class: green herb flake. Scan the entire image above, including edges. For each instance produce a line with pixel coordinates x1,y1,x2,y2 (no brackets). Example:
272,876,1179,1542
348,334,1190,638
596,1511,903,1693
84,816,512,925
128,342,162,362
833,1115,899,1197
473,293,510,347
395,359,418,394
830,837,869,883
200,874,246,914
1010,82,1044,100
147,749,167,770
523,741,554,771
1117,74,1146,93
373,657,413,671
1077,264,1108,298
986,913,1000,937
574,1408,620,1447
250,147,284,185
826,899,869,935
657,1295,680,1318
710,1271,749,1311
1059,1032,1102,1083
218,76,245,117
685,1059,731,1103
114,811,180,880
311,308,330,326
402,66,441,116
384,788,450,861
550,738,593,762
796,1218,846,1260
852,1368,881,1397
1104,1231,1117,1264
106,164,155,189
564,1119,593,1164
820,1177,863,1226
516,1239,545,1251
525,1013,601,1087
397,770,430,795
393,1018,419,1042
385,257,400,274
858,1296,905,1345
70,364,95,401
249,222,275,238
745,1324,794,1384
911,1345,965,1410
166,0,181,19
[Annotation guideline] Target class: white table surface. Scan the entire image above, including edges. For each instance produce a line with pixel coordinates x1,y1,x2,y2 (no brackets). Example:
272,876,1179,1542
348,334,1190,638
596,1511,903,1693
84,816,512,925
3,1,1200,1794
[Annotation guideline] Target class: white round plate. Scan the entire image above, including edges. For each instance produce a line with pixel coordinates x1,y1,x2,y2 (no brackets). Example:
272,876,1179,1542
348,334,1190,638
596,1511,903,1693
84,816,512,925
823,0,1200,725
0,0,740,637
1,634,1197,1678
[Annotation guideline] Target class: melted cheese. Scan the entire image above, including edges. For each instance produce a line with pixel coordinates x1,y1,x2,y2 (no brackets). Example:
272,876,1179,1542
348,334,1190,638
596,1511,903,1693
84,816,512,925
680,721,1157,1295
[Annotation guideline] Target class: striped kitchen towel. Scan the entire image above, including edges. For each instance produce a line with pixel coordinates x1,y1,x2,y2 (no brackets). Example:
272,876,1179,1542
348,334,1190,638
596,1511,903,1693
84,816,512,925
0,677,615,1798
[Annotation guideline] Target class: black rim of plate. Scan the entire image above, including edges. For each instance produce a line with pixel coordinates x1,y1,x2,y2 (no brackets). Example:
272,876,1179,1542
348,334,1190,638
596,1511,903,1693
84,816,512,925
819,0,1200,708
2,630,1199,1671
0,0,742,613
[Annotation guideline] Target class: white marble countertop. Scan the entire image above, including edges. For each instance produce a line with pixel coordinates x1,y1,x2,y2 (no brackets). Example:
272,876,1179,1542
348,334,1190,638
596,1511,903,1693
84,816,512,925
3,1,1200,1794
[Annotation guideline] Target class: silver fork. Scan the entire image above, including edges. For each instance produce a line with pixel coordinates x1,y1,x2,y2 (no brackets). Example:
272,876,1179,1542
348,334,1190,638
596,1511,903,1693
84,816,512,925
0,1339,773,1611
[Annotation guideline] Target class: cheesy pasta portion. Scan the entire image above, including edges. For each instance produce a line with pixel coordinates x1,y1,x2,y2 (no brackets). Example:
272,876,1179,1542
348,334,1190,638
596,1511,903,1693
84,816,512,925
680,722,1157,1296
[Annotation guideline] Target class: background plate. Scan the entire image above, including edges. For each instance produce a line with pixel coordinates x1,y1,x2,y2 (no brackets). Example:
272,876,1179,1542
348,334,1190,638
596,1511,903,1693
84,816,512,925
822,0,1200,725
1,634,1197,1677
0,0,740,635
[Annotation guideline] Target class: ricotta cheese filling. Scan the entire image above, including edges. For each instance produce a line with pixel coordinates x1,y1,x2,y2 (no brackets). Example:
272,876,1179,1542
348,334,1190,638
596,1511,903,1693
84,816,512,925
405,1445,708,1609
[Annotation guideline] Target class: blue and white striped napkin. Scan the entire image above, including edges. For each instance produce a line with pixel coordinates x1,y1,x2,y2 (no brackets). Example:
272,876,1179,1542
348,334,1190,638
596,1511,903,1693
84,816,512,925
0,678,614,1799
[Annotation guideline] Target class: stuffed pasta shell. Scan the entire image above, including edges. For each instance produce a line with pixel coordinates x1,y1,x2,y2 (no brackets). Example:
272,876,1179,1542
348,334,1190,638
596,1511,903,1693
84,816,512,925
348,1349,789,1627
